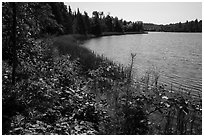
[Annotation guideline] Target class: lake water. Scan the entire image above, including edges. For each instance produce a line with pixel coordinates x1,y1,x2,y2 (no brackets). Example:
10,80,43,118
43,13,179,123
82,32,202,97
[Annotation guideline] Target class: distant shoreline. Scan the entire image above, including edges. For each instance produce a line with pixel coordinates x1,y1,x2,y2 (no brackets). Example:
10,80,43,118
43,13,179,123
146,31,202,33
99,31,148,37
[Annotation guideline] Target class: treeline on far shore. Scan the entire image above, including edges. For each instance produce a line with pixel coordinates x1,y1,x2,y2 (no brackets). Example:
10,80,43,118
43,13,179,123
144,19,202,32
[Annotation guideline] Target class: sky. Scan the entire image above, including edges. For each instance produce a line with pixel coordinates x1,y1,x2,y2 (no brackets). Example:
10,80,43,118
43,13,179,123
65,2,202,25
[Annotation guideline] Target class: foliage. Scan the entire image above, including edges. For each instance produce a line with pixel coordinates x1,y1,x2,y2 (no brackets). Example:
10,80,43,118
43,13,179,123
2,2,61,66
2,38,99,135
48,2,72,34
2,2,144,40
161,19,202,32
72,9,86,34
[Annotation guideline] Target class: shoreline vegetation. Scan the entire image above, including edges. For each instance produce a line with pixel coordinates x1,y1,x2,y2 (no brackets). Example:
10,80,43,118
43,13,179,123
52,34,202,135
2,2,202,135
3,34,202,135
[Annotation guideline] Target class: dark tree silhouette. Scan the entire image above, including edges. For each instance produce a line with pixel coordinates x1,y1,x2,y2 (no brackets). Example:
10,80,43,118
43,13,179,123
105,15,113,32
83,11,91,34
91,11,102,36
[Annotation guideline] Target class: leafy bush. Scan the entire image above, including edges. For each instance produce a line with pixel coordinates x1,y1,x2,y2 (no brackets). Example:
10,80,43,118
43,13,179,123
2,38,101,135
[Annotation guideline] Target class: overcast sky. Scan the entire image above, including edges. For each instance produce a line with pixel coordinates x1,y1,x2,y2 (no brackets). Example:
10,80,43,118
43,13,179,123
65,2,202,25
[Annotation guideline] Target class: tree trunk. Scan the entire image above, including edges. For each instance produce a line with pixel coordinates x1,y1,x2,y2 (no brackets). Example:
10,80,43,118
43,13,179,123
12,2,17,85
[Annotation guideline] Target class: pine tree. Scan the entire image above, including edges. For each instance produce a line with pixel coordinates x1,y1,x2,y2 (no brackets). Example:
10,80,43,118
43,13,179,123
113,17,123,32
72,8,86,34
91,11,102,36
83,11,91,34
105,15,113,32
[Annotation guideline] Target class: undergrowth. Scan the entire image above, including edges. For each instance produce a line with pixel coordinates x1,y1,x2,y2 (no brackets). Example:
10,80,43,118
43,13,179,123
2,35,202,135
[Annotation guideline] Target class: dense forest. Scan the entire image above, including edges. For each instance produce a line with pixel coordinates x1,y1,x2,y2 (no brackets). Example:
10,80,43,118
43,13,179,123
2,2,202,135
49,3,144,35
3,2,145,66
144,19,202,32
